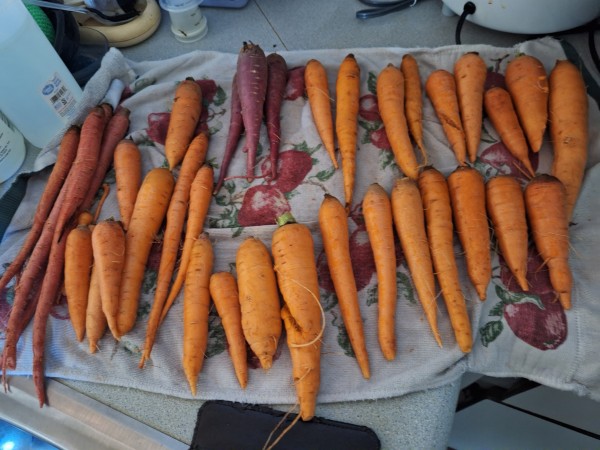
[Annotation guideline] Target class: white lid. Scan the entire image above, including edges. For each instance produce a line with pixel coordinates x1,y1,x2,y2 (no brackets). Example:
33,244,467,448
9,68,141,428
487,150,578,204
158,0,202,12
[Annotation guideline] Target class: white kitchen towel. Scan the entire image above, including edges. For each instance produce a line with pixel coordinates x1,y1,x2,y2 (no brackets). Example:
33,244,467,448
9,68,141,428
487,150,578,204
1,36,599,404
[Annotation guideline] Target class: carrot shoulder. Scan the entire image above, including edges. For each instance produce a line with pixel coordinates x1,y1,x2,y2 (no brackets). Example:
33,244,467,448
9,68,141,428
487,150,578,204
377,63,419,180
336,54,361,209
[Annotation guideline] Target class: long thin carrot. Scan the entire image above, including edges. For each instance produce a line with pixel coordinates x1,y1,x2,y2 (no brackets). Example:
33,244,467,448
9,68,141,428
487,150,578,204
362,183,397,360
265,52,288,179
236,236,282,371
92,219,126,340
425,69,467,165
319,194,370,379
486,175,529,291
483,87,535,177
117,168,175,337
165,78,203,170
139,132,209,368
214,74,243,194
448,166,491,301
377,63,419,180
209,272,248,389
417,167,472,352
305,58,337,168
524,175,572,310
183,233,213,396
505,54,549,152
271,212,323,421
113,139,142,230
454,52,487,163
336,54,361,209
391,177,442,347
161,164,214,323
0,125,79,293
549,59,588,221
400,54,427,161
237,42,268,179
86,265,107,353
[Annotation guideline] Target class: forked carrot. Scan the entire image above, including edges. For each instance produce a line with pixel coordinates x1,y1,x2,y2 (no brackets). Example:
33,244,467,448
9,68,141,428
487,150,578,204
377,63,419,180
417,167,472,352
390,177,442,347
305,58,337,168
319,194,370,378
336,54,361,209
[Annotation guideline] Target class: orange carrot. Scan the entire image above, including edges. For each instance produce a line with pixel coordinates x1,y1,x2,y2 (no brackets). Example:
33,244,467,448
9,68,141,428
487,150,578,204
505,54,549,152
418,167,472,352
400,54,427,161
549,59,588,221
336,54,361,209
362,183,397,360
0,125,79,292
425,69,467,165
64,213,94,342
319,194,370,378
160,164,214,323
164,78,202,170
454,52,487,162
377,63,420,180
305,58,337,168
139,132,209,368
447,166,491,301
486,175,529,291
86,264,107,353
183,233,213,396
524,175,572,309
483,87,535,177
390,177,442,347
118,168,175,337
92,219,126,340
271,212,323,421
209,272,248,389
113,139,142,230
236,236,282,371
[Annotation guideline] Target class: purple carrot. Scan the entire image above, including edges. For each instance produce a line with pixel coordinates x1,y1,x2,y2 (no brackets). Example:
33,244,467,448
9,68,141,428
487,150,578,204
214,74,244,194
236,42,268,180
264,53,288,180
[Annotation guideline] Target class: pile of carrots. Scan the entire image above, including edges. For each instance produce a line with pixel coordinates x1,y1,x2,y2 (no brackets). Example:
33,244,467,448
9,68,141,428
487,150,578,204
0,45,589,422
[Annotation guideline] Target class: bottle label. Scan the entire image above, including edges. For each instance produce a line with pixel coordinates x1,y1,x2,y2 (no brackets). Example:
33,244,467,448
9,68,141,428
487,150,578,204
41,73,78,119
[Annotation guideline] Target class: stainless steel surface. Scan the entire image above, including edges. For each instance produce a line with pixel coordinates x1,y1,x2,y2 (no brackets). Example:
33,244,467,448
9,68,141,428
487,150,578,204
0,378,188,450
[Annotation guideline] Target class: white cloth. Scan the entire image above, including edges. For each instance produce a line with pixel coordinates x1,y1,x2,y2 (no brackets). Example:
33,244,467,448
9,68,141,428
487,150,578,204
1,36,599,404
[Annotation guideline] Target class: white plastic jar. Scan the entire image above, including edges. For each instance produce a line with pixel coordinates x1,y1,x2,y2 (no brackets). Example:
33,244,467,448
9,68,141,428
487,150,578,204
0,0,83,148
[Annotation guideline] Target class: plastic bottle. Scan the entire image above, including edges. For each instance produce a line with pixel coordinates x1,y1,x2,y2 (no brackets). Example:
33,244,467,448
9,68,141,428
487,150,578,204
0,0,83,148
0,110,25,183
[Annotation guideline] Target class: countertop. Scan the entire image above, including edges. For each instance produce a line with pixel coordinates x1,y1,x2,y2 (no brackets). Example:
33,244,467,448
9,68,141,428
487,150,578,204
7,1,600,449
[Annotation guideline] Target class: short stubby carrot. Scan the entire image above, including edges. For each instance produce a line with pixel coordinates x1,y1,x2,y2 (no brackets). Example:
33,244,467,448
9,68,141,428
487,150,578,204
505,54,549,153
454,52,487,163
483,87,535,177
391,177,441,347
236,236,282,371
319,194,370,379
486,175,529,291
448,166,491,301
118,168,175,337
400,54,427,161
165,78,203,169
418,167,472,352
183,233,213,396
524,175,573,310
377,64,420,180
425,69,467,165
209,272,248,389
305,58,337,168
113,139,142,230
549,59,588,221
336,54,361,209
362,183,397,360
